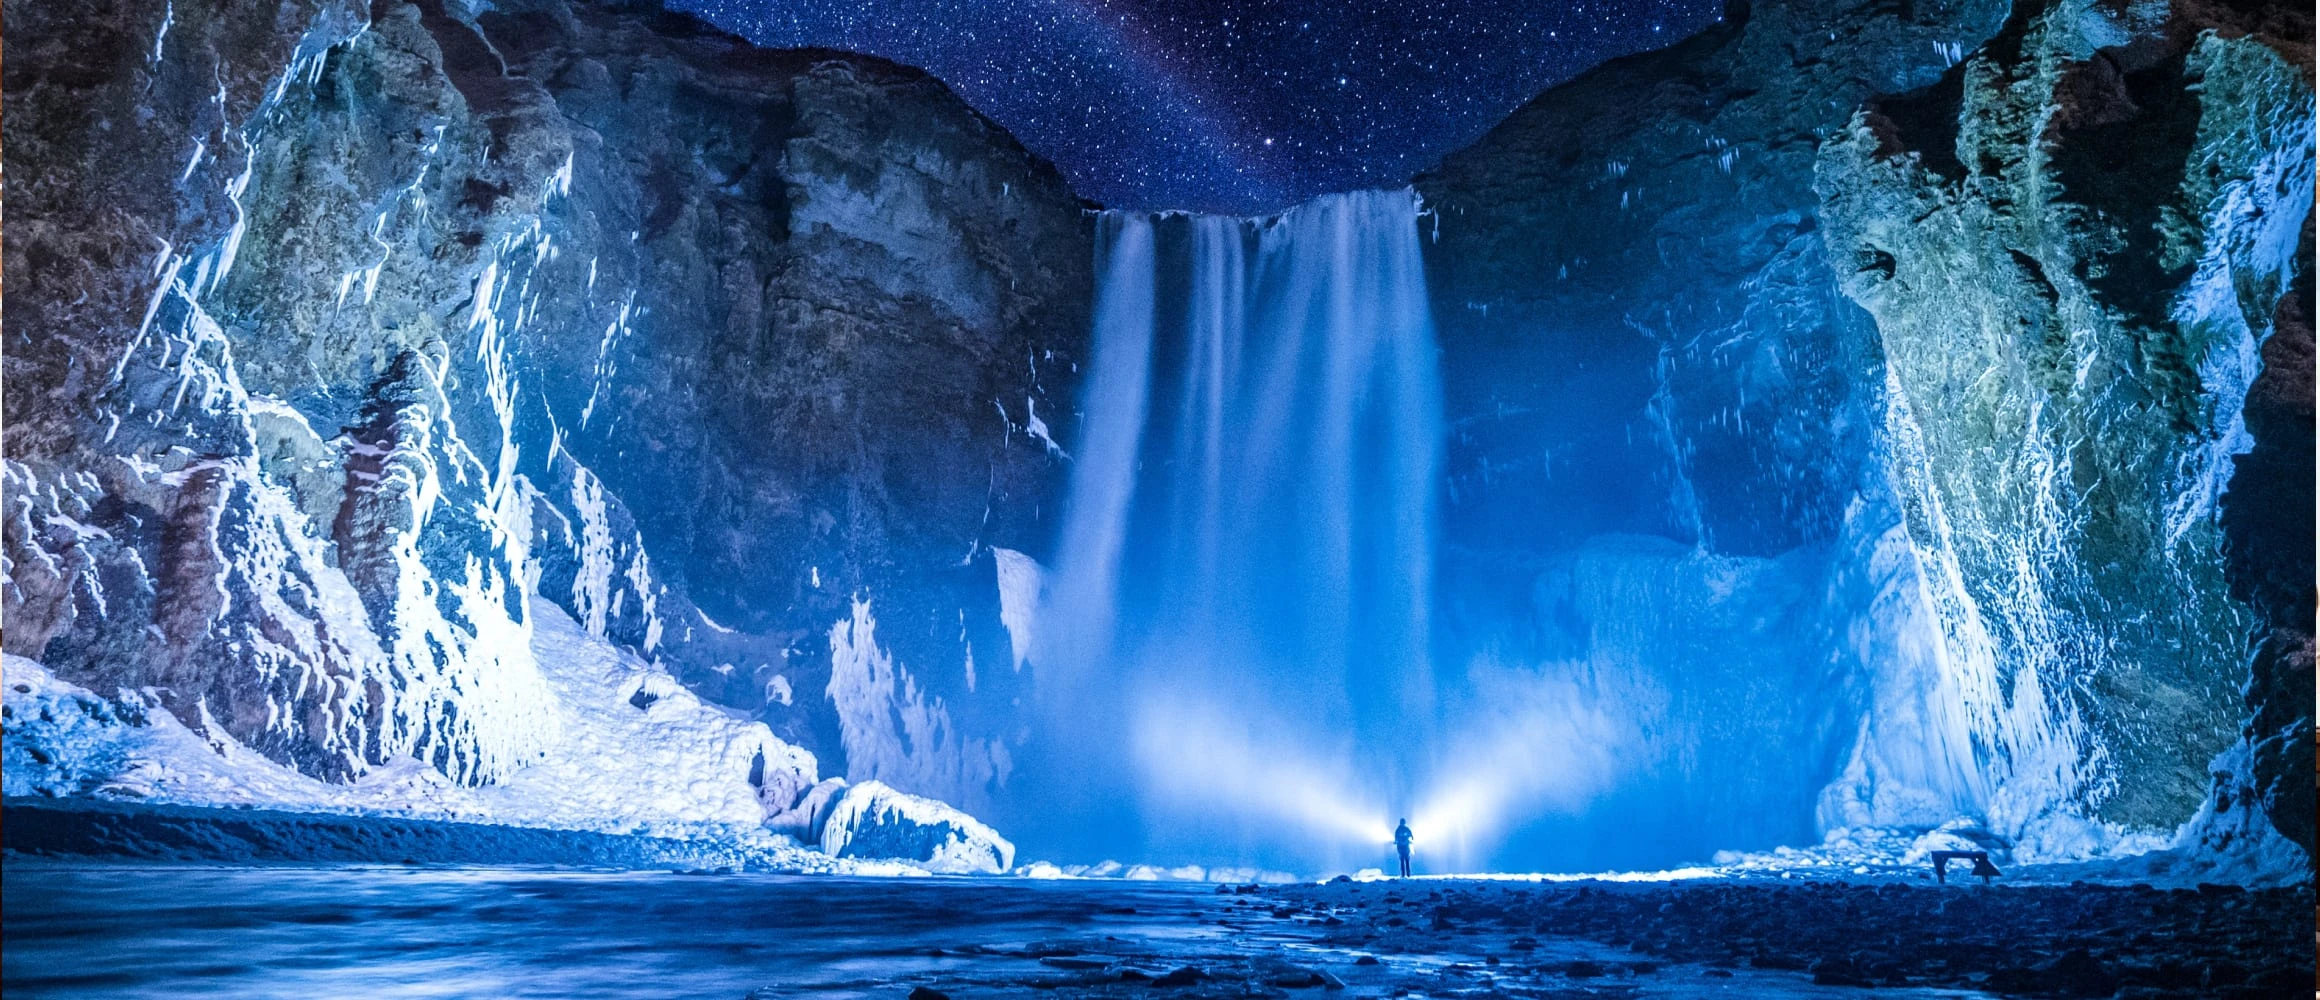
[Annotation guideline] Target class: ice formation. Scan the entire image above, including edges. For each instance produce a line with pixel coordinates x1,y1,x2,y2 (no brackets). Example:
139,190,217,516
825,597,1013,814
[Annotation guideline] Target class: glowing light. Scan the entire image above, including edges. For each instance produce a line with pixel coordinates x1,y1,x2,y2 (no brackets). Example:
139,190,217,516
1396,661,1641,868
1131,693,1393,851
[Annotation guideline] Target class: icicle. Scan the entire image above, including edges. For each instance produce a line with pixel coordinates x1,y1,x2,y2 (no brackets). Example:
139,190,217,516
210,157,255,291
179,139,205,183
545,151,575,199
150,0,174,64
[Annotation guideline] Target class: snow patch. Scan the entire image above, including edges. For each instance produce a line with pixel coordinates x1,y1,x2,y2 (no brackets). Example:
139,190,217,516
2,600,817,839
990,547,1046,672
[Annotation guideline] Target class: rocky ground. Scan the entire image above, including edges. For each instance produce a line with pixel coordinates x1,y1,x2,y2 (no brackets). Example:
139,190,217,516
887,880,2314,1000
1223,878,2315,1000
4,859,2310,999
771,876,2315,1000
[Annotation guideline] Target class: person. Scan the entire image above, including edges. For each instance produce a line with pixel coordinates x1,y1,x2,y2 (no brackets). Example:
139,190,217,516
1393,818,1413,877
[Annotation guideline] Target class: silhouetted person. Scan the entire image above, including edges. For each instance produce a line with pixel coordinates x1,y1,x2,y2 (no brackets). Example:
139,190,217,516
1394,819,1413,877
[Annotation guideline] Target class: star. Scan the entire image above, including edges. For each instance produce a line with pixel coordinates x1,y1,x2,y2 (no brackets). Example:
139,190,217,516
666,0,1722,214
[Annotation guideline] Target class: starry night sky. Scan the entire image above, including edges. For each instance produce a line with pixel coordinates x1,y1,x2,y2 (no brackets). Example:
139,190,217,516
666,0,1725,214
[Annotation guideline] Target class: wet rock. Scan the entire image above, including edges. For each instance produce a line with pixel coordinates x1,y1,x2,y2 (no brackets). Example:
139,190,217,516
1153,967,1207,987
1750,953,1809,972
1270,878,2313,1000
1256,961,1334,989
1809,958,1874,987
2041,948,2118,998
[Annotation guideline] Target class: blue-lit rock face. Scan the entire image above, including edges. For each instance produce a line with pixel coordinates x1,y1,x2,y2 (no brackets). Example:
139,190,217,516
1818,5,2315,852
1415,0,2312,874
1412,0,2013,871
5,0,1086,839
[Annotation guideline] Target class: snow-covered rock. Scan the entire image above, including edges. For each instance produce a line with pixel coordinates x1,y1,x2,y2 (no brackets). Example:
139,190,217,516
820,779,1015,874
3,600,818,840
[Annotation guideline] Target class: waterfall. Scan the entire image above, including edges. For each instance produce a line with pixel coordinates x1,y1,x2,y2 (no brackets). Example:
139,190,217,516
1028,190,1444,868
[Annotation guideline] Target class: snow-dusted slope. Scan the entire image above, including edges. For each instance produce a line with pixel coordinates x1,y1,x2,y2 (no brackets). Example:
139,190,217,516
6,599,813,840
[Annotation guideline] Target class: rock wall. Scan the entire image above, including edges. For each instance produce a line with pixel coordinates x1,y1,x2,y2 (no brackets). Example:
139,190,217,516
1416,0,2311,868
4,0,1091,819
1818,0,2313,853
1416,0,2008,563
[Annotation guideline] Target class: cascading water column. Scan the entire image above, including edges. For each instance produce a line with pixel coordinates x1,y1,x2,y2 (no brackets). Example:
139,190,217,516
1028,189,1445,869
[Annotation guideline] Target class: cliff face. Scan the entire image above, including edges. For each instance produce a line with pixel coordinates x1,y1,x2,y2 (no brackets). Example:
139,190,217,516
4,0,1091,816
1818,1,2313,850
1416,0,2009,563
1417,0,2311,866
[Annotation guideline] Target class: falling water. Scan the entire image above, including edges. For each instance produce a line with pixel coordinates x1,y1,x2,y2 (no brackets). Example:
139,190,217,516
1027,190,1444,870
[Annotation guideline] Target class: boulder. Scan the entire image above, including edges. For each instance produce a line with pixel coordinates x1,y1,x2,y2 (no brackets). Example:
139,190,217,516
819,779,1014,874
